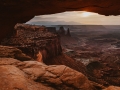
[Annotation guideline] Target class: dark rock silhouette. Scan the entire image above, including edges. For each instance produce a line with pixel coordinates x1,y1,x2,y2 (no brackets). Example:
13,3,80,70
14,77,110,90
47,27,57,33
58,26,66,36
0,0,120,41
57,26,71,37
66,28,71,36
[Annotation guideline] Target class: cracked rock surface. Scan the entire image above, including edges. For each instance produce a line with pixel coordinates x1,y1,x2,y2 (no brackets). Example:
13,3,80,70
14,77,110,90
0,59,95,90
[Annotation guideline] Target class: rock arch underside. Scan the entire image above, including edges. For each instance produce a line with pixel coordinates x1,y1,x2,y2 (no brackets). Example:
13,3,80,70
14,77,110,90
0,0,120,41
1,1,120,89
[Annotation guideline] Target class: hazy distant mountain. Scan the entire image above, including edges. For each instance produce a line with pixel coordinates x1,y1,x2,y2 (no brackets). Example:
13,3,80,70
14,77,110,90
104,25,120,29
46,25,107,31
26,21,80,25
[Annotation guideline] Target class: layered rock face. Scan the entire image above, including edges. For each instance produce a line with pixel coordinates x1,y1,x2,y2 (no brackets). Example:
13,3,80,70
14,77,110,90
1,23,62,61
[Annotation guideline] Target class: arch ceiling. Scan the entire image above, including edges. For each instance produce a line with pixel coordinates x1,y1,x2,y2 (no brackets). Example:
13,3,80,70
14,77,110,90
0,0,120,40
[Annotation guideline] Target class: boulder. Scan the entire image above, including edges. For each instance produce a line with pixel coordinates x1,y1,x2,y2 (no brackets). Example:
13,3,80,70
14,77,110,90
19,61,97,90
0,57,105,90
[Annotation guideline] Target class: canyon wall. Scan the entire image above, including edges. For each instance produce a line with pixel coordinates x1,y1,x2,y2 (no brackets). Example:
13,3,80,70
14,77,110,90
1,23,62,62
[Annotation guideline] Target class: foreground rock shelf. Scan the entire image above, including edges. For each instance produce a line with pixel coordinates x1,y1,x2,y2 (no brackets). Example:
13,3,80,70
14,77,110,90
0,45,98,90
0,45,120,90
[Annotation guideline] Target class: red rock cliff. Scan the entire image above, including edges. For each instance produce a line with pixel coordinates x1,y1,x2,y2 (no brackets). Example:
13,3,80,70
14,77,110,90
1,23,62,62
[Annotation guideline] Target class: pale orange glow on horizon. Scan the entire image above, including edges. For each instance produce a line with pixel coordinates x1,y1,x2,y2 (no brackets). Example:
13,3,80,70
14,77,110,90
26,11,120,25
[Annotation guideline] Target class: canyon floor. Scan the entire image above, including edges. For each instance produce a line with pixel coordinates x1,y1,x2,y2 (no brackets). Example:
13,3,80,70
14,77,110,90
55,25,120,86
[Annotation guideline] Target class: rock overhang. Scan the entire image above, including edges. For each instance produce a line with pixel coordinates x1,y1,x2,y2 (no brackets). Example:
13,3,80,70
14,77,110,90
0,0,120,41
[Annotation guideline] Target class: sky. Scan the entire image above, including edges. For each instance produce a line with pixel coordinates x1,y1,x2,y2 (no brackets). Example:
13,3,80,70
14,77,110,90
26,11,120,25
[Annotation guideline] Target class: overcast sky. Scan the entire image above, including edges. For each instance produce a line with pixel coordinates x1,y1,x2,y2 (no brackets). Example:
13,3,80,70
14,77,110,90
26,11,120,25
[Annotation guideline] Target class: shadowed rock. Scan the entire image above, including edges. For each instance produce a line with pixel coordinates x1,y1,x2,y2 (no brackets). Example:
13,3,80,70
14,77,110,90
0,0,120,41
0,45,33,61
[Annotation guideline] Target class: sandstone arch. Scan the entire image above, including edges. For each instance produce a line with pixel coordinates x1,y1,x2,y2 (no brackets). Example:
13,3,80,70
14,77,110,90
1,0,120,41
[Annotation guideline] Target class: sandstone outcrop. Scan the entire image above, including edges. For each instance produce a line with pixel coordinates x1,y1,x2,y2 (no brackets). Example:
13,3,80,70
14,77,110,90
18,61,95,90
0,0,120,41
45,53,87,75
0,43,85,75
14,23,47,31
1,24,87,81
1,23,62,61
0,58,119,90
0,45,33,61
0,58,98,90
0,45,120,90
0,44,86,76
0,65,54,90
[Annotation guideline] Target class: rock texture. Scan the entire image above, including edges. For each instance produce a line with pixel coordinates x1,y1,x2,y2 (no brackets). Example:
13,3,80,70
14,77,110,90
45,53,87,76
18,61,95,90
0,45,120,90
0,44,86,76
0,65,54,90
0,45,33,61
0,58,98,90
1,23,62,61
0,0,120,41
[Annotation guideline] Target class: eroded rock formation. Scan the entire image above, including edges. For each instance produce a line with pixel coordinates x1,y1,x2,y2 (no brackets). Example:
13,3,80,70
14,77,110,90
1,24,62,61
66,28,71,37
0,45,102,90
1,25,86,75
1,45,120,90
0,45,33,61
0,0,120,41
